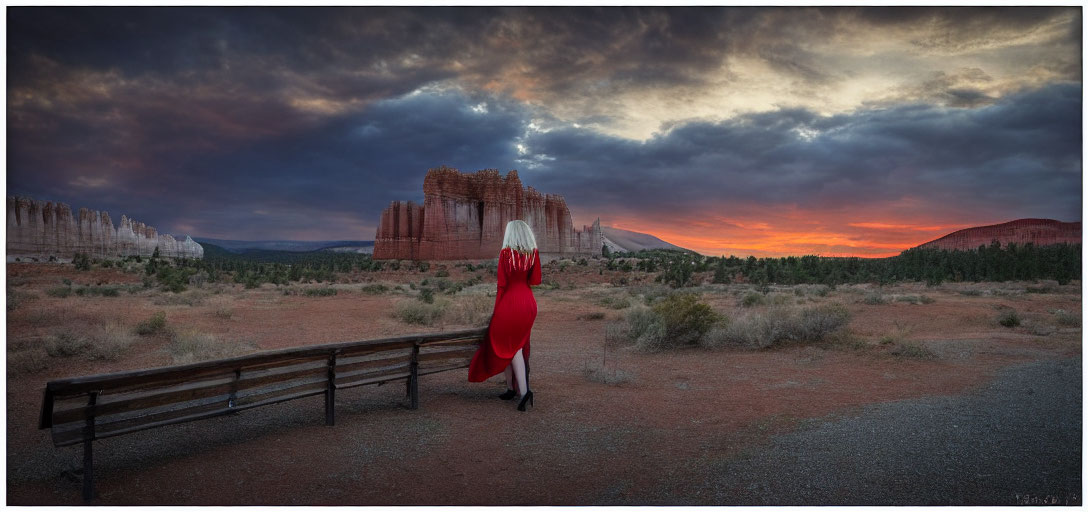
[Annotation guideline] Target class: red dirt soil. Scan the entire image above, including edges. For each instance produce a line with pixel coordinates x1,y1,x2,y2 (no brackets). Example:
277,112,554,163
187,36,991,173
5,262,1082,505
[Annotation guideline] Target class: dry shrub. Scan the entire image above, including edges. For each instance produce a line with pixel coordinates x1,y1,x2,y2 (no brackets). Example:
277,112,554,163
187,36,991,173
7,288,35,311
393,298,450,326
136,311,168,335
445,294,492,326
45,327,93,357
169,329,257,365
704,303,851,350
87,321,137,361
597,295,631,310
606,293,720,352
1053,309,1081,327
9,349,49,375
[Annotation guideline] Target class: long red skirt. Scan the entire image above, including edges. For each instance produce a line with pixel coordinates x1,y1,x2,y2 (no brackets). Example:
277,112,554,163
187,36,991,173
468,248,540,382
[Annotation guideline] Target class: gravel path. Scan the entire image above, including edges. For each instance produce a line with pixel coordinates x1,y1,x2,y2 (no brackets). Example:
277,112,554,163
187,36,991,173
689,356,1082,505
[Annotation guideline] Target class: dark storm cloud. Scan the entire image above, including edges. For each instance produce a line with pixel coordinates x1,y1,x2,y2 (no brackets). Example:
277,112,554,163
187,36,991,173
71,88,527,239
6,6,1082,242
523,82,1082,224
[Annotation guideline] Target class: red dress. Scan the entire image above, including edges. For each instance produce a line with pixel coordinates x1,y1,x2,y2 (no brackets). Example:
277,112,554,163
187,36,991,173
467,247,542,382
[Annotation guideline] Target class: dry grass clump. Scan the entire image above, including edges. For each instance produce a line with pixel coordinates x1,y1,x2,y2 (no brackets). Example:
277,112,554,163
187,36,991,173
43,321,136,361
393,298,450,326
445,294,492,326
577,312,607,321
702,303,852,350
860,292,887,305
597,295,631,310
7,288,36,311
360,283,390,295
740,291,767,307
1052,309,1081,327
169,329,257,365
136,311,168,335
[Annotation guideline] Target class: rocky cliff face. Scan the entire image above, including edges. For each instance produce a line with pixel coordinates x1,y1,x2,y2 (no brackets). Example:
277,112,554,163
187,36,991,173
7,196,204,261
374,166,602,260
915,218,1081,251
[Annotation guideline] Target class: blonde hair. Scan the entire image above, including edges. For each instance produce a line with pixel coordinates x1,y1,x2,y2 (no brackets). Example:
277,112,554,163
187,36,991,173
502,219,537,253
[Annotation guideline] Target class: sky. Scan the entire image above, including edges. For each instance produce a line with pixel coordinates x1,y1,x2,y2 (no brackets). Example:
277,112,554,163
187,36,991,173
6,6,1083,258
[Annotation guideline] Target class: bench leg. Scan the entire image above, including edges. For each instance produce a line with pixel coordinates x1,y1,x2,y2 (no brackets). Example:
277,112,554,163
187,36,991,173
82,439,94,501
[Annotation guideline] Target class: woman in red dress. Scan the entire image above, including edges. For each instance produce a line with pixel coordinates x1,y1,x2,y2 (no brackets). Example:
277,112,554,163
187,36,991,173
467,219,541,411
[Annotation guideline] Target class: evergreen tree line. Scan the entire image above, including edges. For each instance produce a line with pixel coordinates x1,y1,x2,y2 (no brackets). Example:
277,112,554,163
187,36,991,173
609,241,1081,288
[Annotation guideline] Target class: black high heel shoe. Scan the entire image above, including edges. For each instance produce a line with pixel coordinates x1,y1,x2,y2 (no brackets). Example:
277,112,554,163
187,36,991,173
517,390,534,411
498,388,517,400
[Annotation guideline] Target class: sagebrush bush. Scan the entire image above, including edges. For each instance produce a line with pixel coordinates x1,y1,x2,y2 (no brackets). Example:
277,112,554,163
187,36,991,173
445,294,492,326
169,329,256,364
862,292,887,305
46,286,72,298
304,287,337,297
136,311,168,335
997,309,1021,327
45,328,93,357
393,298,449,325
1053,309,1081,327
607,293,721,352
740,291,767,307
707,303,852,349
87,321,136,361
651,293,721,348
598,295,631,309
361,283,389,294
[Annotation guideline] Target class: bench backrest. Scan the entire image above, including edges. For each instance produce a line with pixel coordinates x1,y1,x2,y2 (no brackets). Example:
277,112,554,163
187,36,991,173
39,327,487,447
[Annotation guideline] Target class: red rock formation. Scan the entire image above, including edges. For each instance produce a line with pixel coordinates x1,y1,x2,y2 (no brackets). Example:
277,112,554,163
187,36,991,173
374,166,603,260
6,196,204,261
915,218,1081,251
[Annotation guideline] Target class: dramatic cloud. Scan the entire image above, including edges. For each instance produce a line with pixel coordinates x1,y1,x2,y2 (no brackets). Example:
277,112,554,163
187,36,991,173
6,6,1082,256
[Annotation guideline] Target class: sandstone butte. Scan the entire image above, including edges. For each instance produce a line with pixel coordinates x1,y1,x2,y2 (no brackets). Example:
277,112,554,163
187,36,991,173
6,196,204,262
374,166,603,261
915,218,1081,251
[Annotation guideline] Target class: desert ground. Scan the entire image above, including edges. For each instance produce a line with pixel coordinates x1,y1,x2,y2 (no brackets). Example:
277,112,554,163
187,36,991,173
6,260,1082,505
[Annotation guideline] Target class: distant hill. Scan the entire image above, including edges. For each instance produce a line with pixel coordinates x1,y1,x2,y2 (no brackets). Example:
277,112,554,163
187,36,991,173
193,238,374,254
601,226,692,253
914,218,1081,251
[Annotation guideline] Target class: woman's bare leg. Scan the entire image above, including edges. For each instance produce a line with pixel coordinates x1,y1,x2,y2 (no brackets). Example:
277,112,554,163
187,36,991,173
504,364,514,391
510,348,528,397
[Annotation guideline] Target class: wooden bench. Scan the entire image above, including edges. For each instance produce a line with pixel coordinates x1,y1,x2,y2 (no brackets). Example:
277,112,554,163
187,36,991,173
38,326,487,501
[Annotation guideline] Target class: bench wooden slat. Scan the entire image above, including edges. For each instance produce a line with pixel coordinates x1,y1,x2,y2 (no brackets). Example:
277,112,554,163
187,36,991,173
334,354,412,375
51,365,329,426
52,379,333,447
335,371,413,390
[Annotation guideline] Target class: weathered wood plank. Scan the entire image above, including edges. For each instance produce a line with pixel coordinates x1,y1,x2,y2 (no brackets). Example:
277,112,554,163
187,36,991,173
334,354,412,375
52,366,329,426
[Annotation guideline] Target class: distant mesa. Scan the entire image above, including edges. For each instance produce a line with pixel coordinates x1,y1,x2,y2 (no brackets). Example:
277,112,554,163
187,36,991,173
193,238,373,254
374,166,602,260
600,226,692,253
914,218,1081,251
6,196,203,262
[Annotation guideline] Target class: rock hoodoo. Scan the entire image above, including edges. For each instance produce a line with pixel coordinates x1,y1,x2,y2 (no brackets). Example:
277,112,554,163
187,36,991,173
7,196,204,261
374,166,603,260
915,218,1081,251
